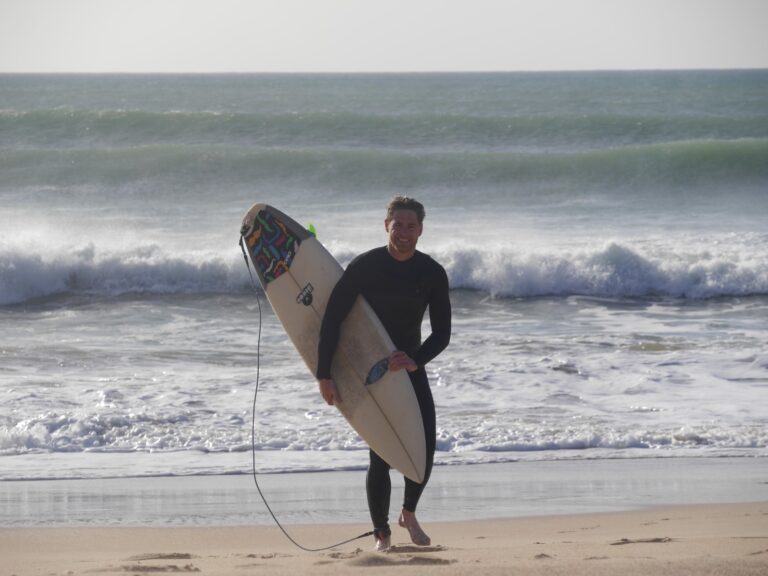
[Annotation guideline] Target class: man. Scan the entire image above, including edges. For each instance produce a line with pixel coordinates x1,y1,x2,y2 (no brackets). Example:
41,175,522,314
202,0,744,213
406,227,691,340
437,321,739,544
316,196,451,552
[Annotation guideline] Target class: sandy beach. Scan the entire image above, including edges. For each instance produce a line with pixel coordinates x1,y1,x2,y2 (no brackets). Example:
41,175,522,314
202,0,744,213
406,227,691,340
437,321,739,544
3,458,768,575
3,502,767,575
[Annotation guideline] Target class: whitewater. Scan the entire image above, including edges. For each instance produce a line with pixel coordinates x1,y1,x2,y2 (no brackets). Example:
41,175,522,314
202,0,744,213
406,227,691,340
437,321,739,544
1,71,767,481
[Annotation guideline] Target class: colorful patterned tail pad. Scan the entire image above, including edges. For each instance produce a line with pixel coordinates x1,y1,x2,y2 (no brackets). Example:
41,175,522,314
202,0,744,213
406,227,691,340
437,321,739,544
244,210,302,284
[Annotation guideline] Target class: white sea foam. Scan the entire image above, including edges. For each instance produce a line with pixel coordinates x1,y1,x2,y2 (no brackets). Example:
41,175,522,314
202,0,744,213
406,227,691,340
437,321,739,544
440,234,768,299
2,232,767,306
2,285,767,481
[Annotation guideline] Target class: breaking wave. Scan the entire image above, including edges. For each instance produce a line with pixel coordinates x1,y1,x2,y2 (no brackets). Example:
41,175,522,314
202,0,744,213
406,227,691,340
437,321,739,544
2,236,767,305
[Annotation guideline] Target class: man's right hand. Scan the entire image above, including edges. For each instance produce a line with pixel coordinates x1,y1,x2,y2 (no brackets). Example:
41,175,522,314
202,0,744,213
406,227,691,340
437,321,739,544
318,379,340,405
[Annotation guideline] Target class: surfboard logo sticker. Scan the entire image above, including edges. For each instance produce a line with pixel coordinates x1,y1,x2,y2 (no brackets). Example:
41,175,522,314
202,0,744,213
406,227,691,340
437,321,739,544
365,358,390,385
296,283,314,306
244,210,302,284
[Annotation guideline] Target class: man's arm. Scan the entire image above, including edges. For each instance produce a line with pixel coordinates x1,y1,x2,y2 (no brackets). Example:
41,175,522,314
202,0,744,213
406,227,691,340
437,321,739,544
412,265,451,368
316,262,363,403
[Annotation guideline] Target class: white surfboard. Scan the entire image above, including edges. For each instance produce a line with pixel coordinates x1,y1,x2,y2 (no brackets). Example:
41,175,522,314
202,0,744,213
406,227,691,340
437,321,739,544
240,203,426,482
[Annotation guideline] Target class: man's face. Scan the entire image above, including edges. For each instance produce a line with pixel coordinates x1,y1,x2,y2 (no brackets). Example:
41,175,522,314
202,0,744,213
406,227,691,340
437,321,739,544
385,209,423,260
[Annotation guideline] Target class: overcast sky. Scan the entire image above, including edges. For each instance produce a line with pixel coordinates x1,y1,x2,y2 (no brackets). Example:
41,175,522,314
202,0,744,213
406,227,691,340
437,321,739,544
1,0,766,73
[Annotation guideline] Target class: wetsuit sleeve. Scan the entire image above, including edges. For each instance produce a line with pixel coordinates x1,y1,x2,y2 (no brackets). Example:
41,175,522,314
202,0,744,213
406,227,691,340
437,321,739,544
315,264,362,380
412,264,451,368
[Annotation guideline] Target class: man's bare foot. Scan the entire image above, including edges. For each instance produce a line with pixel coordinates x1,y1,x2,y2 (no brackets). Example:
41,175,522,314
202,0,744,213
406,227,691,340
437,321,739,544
374,532,391,552
398,509,431,546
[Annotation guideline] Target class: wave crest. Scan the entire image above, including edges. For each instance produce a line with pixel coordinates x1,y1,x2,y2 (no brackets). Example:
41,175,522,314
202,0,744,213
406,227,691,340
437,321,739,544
440,239,768,299
2,237,767,305
0,242,245,305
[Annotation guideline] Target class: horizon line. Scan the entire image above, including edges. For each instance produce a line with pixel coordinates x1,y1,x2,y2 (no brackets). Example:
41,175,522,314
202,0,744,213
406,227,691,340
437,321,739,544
2,66,767,76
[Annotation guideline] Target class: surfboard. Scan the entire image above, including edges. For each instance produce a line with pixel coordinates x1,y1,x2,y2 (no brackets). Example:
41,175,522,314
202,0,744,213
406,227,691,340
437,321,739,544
240,203,426,483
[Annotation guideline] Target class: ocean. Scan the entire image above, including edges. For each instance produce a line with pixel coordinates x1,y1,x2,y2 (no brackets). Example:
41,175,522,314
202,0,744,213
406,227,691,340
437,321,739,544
1,71,767,490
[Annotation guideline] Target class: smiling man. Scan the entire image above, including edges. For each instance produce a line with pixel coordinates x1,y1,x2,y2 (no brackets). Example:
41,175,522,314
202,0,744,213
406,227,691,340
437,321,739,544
316,196,452,552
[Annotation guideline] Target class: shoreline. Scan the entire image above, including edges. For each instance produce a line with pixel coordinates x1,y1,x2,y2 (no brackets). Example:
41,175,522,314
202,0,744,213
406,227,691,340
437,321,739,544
2,457,767,528
4,502,767,575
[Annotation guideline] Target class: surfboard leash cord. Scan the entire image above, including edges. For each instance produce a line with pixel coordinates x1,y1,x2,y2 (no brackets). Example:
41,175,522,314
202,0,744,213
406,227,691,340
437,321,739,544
239,236,375,552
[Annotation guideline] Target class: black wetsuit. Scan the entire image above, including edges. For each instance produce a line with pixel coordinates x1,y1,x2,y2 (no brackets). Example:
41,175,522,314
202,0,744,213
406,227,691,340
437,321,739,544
316,246,451,534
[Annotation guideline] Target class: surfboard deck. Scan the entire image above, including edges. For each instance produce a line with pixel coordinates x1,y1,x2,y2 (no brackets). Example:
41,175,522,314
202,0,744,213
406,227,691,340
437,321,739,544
240,203,426,483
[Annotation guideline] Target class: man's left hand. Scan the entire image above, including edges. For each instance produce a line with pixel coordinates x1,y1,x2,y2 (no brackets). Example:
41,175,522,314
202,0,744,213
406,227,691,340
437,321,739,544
388,351,418,373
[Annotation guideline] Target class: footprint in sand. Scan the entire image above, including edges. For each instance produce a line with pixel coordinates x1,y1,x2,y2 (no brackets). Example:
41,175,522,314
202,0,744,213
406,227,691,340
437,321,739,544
610,537,673,546
121,552,200,573
388,544,445,554
245,552,292,559
325,548,363,560
118,563,200,572
347,550,455,567
126,554,194,561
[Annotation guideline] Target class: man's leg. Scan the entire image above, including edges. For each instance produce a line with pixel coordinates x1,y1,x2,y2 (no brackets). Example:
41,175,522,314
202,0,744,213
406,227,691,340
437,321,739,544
367,449,392,549
400,368,436,545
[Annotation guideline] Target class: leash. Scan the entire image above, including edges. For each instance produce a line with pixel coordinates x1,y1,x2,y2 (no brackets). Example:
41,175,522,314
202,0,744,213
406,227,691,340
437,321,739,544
239,236,374,551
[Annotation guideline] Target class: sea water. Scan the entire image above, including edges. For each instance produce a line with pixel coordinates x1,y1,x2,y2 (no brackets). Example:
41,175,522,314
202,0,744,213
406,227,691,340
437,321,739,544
1,71,767,483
